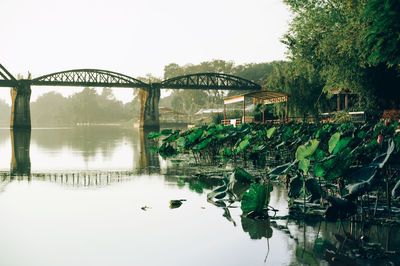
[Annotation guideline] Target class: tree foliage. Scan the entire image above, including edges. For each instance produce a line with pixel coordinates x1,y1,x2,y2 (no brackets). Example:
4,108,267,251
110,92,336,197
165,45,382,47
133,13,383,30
266,61,326,119
30,89,132,126
282,0,400,111
362,0,400,70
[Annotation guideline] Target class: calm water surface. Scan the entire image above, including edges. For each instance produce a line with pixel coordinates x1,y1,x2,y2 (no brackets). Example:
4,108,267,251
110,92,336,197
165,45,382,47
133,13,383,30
0,127,398,266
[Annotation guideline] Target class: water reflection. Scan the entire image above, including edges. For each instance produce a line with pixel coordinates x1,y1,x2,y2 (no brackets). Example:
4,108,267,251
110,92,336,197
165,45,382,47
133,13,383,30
0,127,163,173
138,128,160,171
0,127,399,266
283,219,400,265
10,129,31,176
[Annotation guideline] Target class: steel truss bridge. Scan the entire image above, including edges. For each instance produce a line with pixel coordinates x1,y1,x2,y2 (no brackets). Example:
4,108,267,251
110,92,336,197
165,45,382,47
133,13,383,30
0,64,261,90
0,63,261,129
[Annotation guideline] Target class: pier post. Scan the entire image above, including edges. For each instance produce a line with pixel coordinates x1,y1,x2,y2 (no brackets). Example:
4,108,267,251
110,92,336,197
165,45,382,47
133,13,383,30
138,85,160,129
10,81,31,129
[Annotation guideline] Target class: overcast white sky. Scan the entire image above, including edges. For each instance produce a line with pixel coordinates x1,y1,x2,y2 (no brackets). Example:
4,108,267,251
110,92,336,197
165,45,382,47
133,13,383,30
0,0,291,104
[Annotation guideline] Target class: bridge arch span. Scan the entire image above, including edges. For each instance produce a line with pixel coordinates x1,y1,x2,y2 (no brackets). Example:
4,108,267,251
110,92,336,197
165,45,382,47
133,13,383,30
159,73,261,90
32,69,148,88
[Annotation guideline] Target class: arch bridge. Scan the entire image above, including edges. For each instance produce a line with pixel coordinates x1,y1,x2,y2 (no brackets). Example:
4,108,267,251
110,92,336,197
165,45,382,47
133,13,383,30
0,64,261,129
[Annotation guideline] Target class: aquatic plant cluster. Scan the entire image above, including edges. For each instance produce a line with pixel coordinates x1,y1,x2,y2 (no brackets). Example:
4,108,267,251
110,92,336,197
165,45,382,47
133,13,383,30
149,121,400,221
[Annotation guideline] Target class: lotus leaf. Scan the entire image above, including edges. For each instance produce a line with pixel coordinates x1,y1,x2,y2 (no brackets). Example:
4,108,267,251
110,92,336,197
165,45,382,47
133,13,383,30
147,132,162,140
235,135,252,154
328,132,341,153
161,129,173,136
299,158,310,175
333,136,352,155
296,139,320,160
241,183,272,215
233,168,255,183
195,138,212,150
187,128,203,144
266,127,276,139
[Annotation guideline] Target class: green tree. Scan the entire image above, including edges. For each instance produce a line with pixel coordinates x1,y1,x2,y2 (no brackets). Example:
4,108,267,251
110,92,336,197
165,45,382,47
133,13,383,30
68,88,100,123
282,0,400,112
170,90,209,115
362,0,400,70
266,61,325,119
31,92,70,126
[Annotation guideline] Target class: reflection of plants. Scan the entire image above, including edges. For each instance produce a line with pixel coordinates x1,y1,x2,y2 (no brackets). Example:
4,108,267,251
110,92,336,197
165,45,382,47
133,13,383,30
241,216,273,240
177,174,224,195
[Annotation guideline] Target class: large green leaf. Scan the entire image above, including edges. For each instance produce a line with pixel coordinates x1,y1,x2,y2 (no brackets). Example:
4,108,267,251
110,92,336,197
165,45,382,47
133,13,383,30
194,138,212,150
213,134,226,140
161,129,173,136
216,124,224,131
333,136,352,155
296,139,320,160
313,148,324,161
313,162,327,178
235,135,252,154
187,128,203,144
202,127,216,138
235,139,250,153
266,127,277,139
299,158,310,175
233,168,255,183
147,132,162,140
163,131,180,143
241,183,273,215
328,132,341,153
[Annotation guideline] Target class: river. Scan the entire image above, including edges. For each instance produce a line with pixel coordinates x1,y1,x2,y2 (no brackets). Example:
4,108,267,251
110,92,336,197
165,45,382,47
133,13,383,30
0,126,398,266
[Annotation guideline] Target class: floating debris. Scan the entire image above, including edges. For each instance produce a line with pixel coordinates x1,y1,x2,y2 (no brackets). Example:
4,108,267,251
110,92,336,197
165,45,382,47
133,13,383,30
141,206,151,211
169,199,186,209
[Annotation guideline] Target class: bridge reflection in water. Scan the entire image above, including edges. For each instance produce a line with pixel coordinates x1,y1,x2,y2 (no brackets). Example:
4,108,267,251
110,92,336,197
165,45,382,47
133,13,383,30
10,129,31,176
4,128,162,187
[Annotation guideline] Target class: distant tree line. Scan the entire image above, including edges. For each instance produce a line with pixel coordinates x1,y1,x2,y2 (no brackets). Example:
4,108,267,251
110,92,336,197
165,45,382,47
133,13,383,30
0,99,10,126
30,88,135,126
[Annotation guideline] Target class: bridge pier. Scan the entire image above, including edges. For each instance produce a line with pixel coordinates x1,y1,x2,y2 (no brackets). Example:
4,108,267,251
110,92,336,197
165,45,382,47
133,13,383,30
139,85,160,129
10,81,31,129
